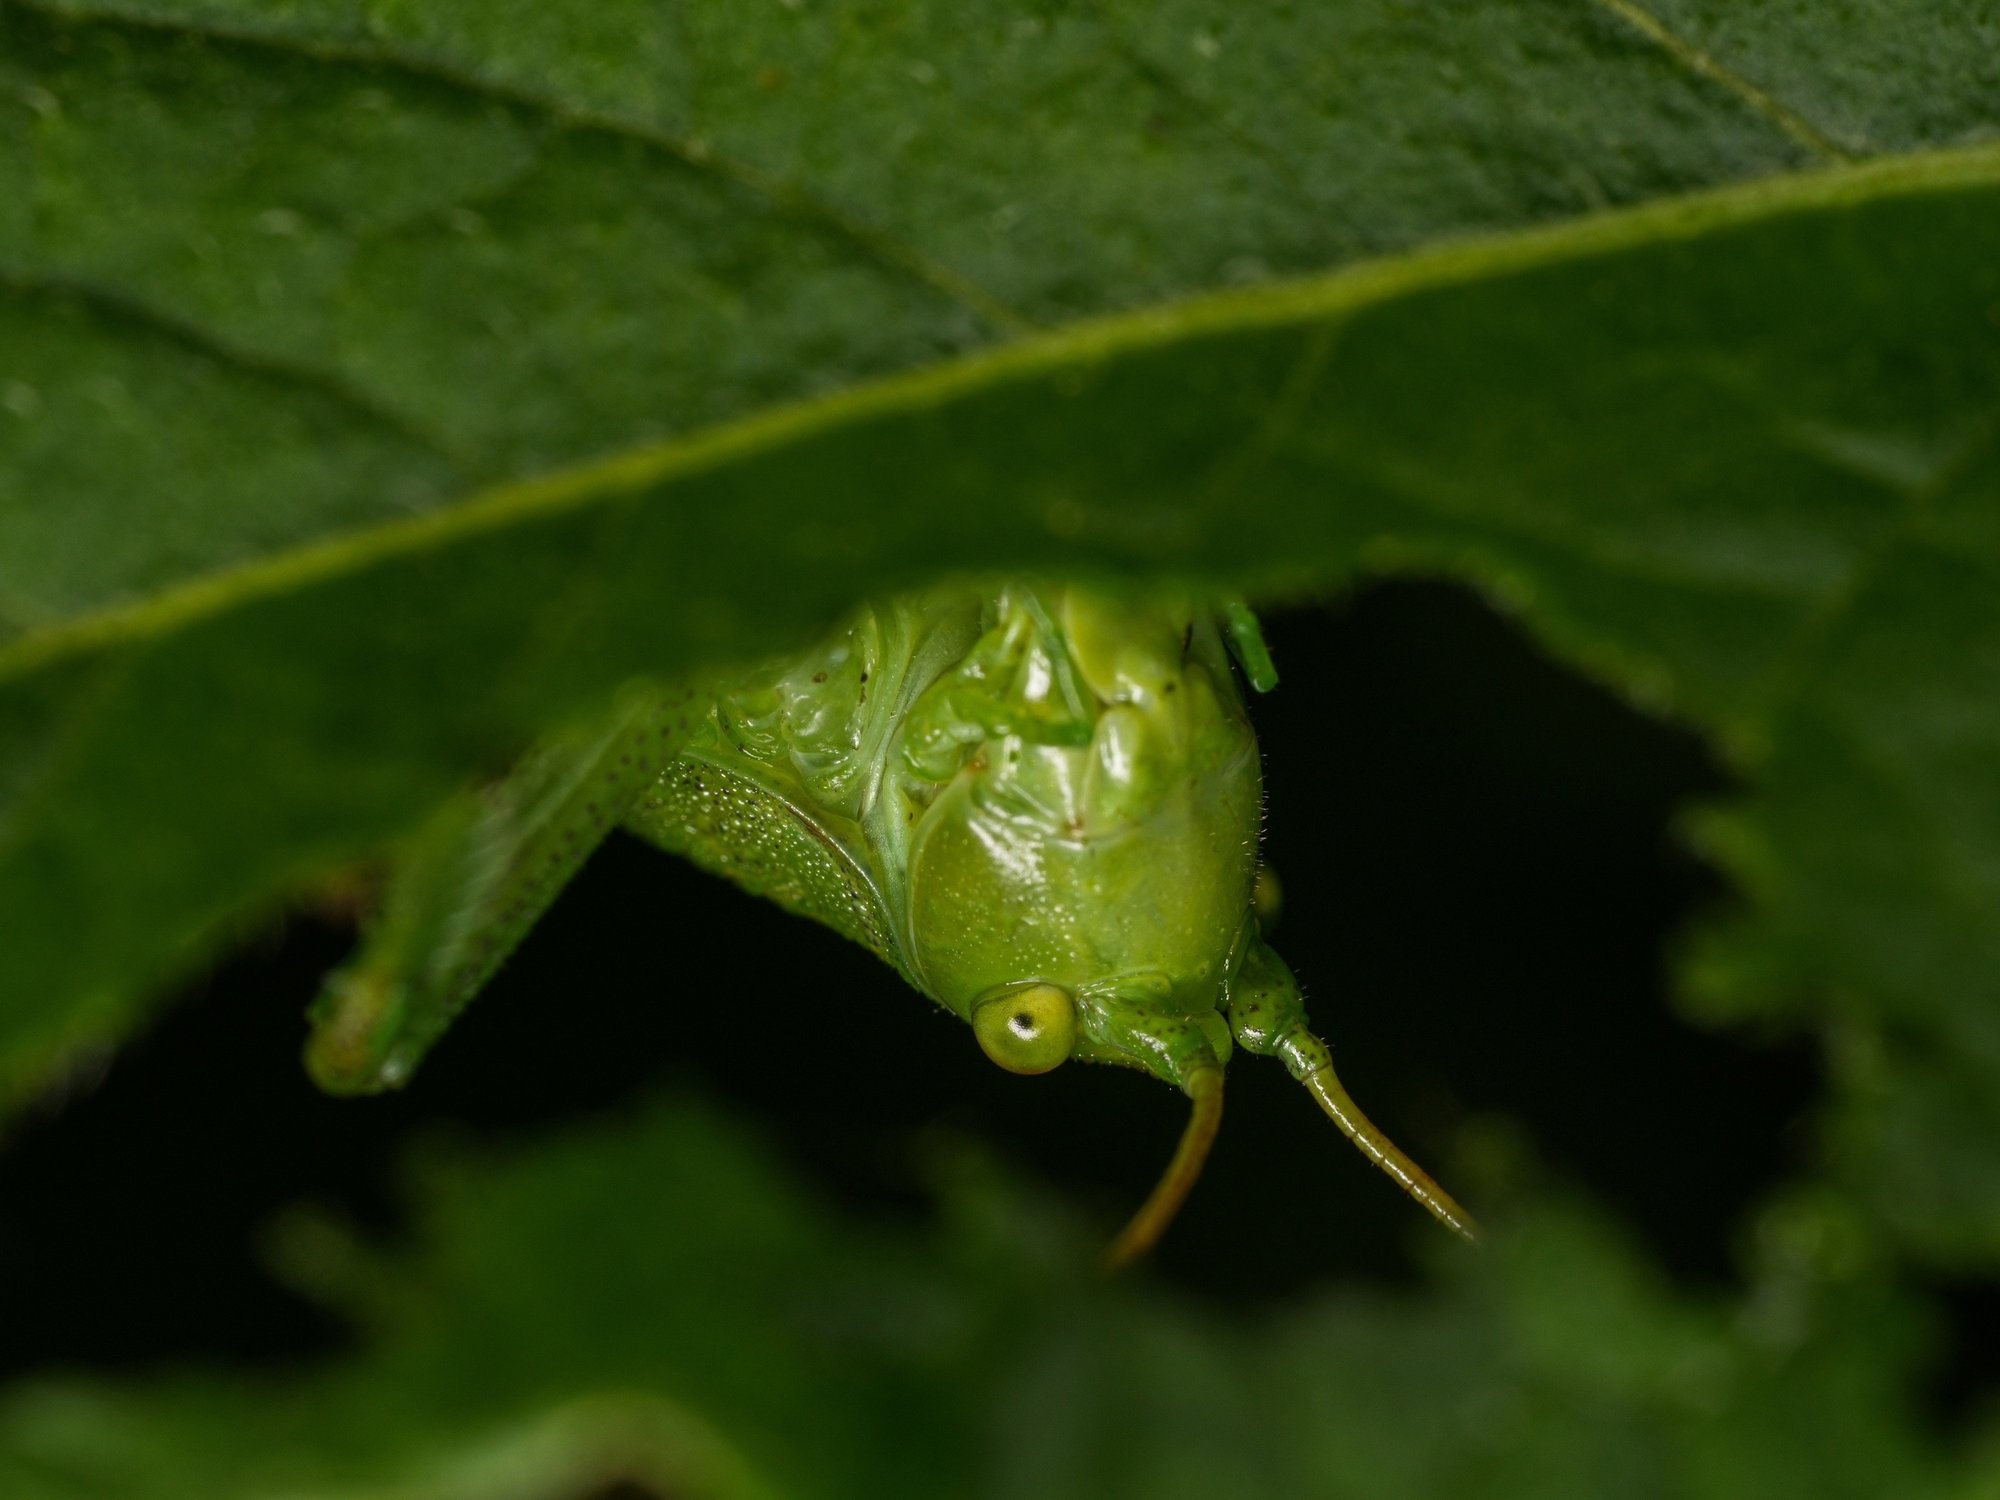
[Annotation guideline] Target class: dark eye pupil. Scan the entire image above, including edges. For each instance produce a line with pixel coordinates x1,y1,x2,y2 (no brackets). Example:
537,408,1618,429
1010,1012,1036,1037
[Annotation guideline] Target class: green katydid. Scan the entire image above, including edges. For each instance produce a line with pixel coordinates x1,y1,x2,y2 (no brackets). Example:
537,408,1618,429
307,586,1476,1264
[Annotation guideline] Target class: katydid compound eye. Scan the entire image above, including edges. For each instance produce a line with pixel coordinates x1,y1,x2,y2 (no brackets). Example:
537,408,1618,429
971,984,1077,1074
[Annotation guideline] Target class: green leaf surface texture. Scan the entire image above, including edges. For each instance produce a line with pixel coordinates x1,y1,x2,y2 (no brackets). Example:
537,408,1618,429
1,0,1998,1264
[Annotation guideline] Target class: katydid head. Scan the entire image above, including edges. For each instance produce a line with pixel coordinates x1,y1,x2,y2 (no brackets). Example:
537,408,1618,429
891,586,1477,1265
896,585,1260,1079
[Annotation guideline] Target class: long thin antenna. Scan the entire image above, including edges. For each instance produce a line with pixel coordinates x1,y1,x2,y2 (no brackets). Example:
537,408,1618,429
1298,1045,1479,1243
1103,1068,1225,1270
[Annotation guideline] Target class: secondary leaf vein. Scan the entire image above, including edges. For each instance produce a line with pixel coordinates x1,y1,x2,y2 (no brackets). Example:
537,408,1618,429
1587,0,1858,164
8,0,1035,339
1749,406,2000,735
0,260,472,472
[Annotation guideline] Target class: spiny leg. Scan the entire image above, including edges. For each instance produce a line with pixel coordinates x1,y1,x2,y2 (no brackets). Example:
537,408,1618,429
307,683,701,1094
1228,941,1478,1243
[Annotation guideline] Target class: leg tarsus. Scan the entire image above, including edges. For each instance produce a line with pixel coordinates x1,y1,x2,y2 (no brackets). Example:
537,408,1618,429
1220,598,1279,693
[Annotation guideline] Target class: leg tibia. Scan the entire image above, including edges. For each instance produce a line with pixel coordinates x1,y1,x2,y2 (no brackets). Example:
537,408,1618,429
306,684,698,1093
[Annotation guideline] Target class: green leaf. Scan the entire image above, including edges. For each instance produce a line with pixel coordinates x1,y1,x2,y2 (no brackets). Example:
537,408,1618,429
3,0,1999,1262
0,1096,1975,1500
7,0,1914,634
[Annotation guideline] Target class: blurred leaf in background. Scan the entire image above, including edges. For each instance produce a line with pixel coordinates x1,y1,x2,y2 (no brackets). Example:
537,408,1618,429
0,1097,1975,1500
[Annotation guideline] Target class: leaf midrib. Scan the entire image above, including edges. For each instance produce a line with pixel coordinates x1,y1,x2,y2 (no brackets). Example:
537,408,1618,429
3,139,1996,691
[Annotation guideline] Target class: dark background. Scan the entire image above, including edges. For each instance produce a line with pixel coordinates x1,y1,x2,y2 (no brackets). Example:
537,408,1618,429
0,578,1861,1387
